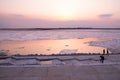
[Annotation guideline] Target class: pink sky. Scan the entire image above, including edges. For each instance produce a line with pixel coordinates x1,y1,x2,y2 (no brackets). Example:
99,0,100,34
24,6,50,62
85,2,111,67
0,0,120,28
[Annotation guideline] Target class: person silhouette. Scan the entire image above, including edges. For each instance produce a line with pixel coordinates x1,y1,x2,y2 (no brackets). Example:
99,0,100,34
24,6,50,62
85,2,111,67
103,49,105,55
107,49,109,55
100,55,105,63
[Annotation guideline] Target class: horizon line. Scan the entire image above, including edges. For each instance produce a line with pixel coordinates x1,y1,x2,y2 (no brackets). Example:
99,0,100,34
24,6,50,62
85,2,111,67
0,27,120,30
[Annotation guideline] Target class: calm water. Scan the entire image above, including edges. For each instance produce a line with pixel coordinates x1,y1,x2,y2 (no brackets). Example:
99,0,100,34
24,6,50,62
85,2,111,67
0,29,120,55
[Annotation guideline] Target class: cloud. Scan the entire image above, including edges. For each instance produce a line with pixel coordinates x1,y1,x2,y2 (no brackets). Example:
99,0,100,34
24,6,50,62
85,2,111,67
12,14,24,17
99,14,113,18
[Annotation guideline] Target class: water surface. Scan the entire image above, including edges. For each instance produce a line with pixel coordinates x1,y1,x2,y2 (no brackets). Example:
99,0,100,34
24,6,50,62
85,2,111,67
0,29,120,55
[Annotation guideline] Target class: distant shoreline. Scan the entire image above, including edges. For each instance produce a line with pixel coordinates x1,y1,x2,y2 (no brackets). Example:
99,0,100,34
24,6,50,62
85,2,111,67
0,27,120,31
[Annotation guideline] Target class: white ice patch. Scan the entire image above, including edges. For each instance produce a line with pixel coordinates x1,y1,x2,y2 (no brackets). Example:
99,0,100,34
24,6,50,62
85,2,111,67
89,39,120,53
0,30,120,41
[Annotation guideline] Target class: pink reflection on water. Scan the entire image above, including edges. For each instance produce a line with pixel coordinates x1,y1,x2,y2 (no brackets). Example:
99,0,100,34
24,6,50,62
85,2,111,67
0,38,107,55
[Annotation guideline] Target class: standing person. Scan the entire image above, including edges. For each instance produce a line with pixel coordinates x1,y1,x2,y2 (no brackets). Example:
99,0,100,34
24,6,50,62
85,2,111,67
103,49,105,55
100,55,105,63
107,49,109,55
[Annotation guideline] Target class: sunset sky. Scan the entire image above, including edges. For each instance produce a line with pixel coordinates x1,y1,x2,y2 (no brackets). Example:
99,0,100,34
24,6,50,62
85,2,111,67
0,0,120,28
